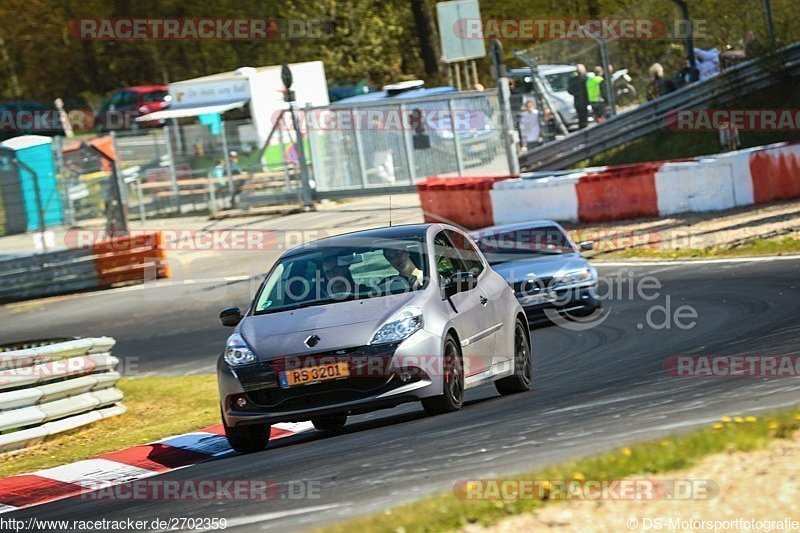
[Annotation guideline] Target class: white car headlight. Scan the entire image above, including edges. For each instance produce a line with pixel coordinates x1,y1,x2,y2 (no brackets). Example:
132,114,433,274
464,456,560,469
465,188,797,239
224,333,256,366
370,307,423,345
559,268,593,285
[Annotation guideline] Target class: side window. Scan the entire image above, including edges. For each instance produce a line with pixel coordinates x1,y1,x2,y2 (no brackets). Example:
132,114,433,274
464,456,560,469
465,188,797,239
446,230,484,276
433,231,467,283
121,91,137,106
141,91,168,102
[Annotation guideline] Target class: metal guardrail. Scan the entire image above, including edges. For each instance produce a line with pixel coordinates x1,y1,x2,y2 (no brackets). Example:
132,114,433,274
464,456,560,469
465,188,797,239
0,232,169,303
0,338,125,453
519,42,800,171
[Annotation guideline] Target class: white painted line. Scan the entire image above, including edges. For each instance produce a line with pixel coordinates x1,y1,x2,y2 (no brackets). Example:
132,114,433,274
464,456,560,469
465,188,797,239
596,254,800,267
35,458,157,489
188,503,346,532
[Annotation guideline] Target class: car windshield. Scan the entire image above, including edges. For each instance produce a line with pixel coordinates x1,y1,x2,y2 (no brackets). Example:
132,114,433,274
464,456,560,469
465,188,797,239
253,237,429,314
474,226,574,264
545,71,575,93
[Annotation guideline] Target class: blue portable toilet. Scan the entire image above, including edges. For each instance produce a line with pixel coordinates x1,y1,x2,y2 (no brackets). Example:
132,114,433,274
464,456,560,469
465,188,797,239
0,135,63,233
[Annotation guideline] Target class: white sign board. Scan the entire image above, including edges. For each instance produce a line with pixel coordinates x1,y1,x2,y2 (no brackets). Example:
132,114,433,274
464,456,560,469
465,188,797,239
169,79,250,107
437,0,486,63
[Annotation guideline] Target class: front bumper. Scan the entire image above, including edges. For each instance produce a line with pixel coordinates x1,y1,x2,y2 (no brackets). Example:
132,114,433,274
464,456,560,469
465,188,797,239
517,282,599,317
218,329,443,427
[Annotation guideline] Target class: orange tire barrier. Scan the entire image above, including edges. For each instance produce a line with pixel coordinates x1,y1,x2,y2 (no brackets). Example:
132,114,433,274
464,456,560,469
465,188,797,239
749,148,800,204
576,163,662,222
417,175,515,229
91,232,170,288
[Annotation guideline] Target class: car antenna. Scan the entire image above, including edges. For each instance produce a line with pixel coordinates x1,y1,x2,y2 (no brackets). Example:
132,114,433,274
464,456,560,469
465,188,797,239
389,195,392,226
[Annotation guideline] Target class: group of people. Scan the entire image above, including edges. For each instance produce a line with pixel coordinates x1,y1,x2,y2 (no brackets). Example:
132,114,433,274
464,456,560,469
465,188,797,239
211,150,245,205
646,47,719,101
649,31,768,101
567,64,610,130
512,29,770,152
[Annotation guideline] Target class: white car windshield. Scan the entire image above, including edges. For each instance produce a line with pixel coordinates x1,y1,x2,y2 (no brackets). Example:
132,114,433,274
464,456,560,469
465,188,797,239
254,238,429,314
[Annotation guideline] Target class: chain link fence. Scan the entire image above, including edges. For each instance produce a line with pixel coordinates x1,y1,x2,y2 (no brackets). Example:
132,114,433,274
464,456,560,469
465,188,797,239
111,118,301,218
305,90,511,194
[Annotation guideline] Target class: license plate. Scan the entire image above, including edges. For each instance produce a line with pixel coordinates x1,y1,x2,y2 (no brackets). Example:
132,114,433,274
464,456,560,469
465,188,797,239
279,361,349,388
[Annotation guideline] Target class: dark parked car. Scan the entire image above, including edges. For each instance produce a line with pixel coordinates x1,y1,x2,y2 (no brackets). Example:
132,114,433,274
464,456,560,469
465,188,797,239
94,85,170,131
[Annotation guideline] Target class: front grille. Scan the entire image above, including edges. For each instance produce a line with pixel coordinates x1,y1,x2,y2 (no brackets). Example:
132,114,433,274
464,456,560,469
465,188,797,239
247,376,394,409
512,276,554,294
234,343,402,411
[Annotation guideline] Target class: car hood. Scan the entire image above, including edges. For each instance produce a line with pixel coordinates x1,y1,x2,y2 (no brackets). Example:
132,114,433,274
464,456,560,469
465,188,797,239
238,291,421,360
490,253,589,282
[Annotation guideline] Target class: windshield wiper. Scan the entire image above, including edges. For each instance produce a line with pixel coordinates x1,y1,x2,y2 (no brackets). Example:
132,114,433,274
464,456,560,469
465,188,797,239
255,295,357,315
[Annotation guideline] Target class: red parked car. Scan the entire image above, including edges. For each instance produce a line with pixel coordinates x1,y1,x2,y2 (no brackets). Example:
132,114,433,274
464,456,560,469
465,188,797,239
94,85,170,131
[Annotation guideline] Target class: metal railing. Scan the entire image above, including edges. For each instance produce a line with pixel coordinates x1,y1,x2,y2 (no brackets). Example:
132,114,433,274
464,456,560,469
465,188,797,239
519,42,800,171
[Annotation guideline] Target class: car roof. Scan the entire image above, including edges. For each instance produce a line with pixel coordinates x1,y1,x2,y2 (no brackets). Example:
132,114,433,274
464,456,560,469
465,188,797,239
120,86,169,93
332,86,457,105
509,65,576,75
472,220,565,236
282,224,435,258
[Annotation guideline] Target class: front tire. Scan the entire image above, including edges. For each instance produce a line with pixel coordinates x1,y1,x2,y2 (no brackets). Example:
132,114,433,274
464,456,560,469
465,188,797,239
495,320,532,395
222,410,270,454
422,335,464,415
311,415,347,433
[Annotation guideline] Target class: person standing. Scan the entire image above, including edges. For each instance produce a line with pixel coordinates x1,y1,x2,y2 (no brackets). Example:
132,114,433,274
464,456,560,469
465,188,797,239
693,47,721,80
674,60,699,88
542,107,557,143
518,100,542,150
568,64,590,129
586,66,607,123
744,31,765,58
648,63,677,100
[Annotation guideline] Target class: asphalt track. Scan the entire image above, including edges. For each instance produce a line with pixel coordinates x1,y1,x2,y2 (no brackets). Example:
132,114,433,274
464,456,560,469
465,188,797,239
3,256,800,531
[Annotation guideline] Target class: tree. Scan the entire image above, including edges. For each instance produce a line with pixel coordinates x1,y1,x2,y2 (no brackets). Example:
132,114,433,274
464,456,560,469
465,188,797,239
410,0,440,77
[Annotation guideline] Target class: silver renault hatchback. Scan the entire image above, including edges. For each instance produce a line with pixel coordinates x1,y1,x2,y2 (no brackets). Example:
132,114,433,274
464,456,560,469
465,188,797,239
217,223,531,453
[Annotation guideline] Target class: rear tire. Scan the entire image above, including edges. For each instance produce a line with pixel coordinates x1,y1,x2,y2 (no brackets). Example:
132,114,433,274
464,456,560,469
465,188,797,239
311,415,347,433
222,410,270,454
495,320,532,395
422,335,464,415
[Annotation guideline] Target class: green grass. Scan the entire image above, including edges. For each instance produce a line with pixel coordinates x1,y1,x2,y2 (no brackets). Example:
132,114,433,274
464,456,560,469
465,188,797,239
0,375,219,478
319,408,800,533
598,236,800,260
584,78,800,167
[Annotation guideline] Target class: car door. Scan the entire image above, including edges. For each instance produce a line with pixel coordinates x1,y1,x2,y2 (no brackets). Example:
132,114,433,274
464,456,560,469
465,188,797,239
433,231,492,377
446,229,508,368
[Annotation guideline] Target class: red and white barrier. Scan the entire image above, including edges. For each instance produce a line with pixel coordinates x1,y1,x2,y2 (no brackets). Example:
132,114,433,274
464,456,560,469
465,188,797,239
417,142,800,228
0,421,313,513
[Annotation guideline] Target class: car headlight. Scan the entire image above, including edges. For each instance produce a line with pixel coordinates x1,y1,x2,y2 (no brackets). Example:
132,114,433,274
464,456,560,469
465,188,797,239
559,268,593,285
370,307,423,345
224,333,256,366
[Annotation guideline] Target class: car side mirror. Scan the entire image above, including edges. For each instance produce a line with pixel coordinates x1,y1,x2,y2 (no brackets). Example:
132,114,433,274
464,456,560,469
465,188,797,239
220,307,243,327
579,241,594,251
443,271,478,299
